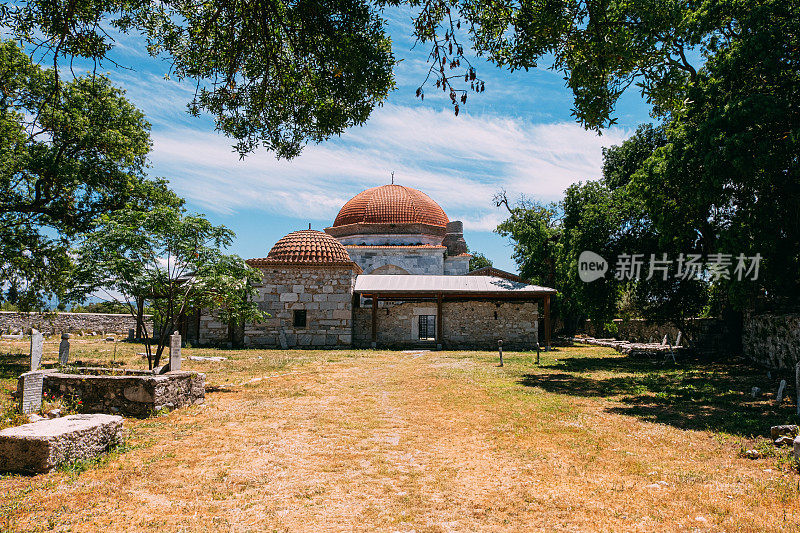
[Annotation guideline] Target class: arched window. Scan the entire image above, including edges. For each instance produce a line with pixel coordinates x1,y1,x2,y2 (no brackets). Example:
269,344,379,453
369,264,409,275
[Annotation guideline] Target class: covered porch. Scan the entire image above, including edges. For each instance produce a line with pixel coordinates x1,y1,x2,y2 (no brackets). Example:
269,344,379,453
353,275,556,351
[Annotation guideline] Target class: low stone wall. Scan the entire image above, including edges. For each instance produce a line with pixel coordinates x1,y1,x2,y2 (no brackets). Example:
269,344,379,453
39,368,205,418
743,313,800,369
0,311,153,336
576,337,690,358
581,318,726,356
582,319,680,343
354,299,539,350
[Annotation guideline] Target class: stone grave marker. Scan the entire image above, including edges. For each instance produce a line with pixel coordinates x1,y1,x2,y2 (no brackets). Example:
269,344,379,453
796,362,800,416
169,331,181,371
30,329,43,371
58,334,70,366
18,371,44,414
777,379,787,404
675,331,682,347
662,334,668,346
279,329,288,350
127,328,135,341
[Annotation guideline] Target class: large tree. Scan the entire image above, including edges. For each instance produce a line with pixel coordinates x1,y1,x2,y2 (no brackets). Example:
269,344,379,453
496,125,709,334
0,40,180,309
71,205,265,369
3,0,395,158
631,0,800,308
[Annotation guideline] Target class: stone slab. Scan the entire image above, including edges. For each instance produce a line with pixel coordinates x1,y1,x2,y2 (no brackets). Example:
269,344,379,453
30,329,43,370
169,331,181,371
0,414,123,473
18,371,44,414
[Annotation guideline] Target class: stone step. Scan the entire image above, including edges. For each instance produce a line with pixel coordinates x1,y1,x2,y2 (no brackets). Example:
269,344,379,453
0,414,123,474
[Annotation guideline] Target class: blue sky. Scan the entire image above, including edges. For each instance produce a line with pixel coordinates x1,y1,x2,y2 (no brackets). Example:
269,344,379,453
60,7,653,272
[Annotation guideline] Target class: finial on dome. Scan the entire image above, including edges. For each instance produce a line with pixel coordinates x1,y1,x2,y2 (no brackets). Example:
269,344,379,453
308,222,312,230
391,171,394,185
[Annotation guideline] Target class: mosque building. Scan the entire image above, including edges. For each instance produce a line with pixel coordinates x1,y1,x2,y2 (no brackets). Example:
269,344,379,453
196,184,555,350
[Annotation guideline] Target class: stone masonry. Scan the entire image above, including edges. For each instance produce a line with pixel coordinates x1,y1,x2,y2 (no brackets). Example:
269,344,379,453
0,414,123,473
346,246,446,275
0,311,153,336
40,368,205,418
200,265,357,347
743,313,800,369
354,300,539,350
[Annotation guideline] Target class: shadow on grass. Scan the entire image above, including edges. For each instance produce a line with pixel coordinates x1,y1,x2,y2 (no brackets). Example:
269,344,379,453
0,353,29,380
519,355,794,436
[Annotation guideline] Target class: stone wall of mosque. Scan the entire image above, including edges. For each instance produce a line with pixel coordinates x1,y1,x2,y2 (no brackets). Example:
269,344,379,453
346,247,445,275
353,300,539,350
443,256,470,275
0,311,152,335
198,265,356,348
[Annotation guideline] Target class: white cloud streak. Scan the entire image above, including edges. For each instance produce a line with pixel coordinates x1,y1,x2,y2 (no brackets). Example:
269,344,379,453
149,104,628,231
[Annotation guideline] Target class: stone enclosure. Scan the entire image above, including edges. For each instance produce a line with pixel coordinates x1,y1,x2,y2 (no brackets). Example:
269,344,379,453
36,368,205,418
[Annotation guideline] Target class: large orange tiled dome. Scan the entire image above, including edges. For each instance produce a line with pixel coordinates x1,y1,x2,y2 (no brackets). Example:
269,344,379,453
247,230,354,266
333,185,449,228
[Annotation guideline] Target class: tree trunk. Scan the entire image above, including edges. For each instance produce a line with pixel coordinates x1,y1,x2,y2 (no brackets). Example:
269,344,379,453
135,297,145,340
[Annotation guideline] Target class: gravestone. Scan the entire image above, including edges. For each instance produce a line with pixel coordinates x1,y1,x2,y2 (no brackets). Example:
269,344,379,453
796,363,800,416
169,331,181,371
30,329,43,371
18,371,44,414
278,329,288,350
127,328,135,341
662,334,668,346
675,331,682,347
777,379,787,404
58,334,70,366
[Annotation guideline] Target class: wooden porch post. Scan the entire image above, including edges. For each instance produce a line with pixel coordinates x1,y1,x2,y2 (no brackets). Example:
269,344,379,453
544,294,551,351
371,294,379,348
436,293,443,349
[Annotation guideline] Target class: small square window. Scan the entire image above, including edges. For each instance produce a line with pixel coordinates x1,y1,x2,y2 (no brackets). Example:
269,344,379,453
293,309,307,328
418,315,436,341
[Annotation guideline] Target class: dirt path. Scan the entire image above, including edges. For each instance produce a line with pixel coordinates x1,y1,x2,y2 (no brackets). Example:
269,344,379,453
3,349,798,532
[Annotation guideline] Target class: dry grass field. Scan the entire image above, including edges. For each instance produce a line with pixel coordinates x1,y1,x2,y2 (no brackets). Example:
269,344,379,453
1,337,799,532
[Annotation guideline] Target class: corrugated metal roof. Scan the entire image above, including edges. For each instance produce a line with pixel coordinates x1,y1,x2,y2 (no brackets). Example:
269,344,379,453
354,275,556,294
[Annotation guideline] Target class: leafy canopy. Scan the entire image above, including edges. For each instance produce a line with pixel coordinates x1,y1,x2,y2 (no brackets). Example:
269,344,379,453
0,39,179,309
3,0,395,158
2,0,752,154
71,205,265,368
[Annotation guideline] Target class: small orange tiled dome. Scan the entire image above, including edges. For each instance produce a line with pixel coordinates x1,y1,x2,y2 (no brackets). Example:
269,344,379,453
266,230,352,264
247,230,354,267
333,185,449,228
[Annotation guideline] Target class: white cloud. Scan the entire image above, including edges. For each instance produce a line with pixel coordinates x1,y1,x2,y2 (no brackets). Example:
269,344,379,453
149,104,629,229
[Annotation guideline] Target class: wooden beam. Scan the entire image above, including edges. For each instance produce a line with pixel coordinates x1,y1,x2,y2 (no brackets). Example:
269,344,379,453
436,293,443,346
544,294,551,351
371,294,379,348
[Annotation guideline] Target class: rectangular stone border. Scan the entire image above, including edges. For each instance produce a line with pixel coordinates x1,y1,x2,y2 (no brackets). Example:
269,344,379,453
39,368,205,418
